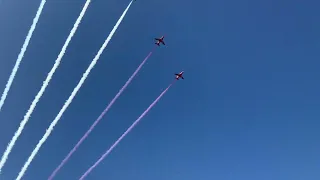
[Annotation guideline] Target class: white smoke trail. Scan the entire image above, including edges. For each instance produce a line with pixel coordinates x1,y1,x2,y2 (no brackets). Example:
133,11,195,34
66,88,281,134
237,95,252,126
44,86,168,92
0,0,92,173
0,0,47,112
15,1,133,179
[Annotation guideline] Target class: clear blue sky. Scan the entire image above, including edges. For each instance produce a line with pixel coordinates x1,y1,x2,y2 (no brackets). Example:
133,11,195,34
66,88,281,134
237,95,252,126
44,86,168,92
0,0,319,179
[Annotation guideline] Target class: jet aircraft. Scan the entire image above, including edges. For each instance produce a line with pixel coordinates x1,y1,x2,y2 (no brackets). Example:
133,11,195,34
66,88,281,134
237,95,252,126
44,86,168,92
155,36,165,46
175,71,184,80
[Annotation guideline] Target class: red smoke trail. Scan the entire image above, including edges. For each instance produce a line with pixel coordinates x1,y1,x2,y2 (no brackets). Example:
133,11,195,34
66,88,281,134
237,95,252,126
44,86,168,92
78,81,176,180
48,49,155,180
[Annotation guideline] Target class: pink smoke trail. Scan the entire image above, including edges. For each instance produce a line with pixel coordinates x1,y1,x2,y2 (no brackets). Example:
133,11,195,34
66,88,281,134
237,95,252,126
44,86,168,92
48,49,155,180
78,81,176,180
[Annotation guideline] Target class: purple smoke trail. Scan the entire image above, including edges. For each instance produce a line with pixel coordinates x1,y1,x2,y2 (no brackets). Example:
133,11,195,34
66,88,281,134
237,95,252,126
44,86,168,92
79,81,176,180
48,50,154,180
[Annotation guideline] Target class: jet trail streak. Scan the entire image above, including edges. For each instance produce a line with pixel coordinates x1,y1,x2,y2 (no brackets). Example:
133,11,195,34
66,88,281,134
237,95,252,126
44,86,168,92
0,0,91,174
49,48,154,179
0,0,47,112
16,1,134,180
79,81,175,179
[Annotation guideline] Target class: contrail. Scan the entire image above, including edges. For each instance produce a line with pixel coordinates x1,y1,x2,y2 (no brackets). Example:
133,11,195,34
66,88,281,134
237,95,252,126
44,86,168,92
49,48,154,179
79,81,176,179
0,0,47,112
15,1,133,180
0,0,91,173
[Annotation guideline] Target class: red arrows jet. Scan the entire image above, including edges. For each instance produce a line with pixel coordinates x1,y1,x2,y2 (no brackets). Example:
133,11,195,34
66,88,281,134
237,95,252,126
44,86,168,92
175,71,184,80
155,36,165,46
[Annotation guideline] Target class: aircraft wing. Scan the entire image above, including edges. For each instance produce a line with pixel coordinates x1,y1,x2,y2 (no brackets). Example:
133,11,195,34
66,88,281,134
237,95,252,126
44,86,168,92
162,41,165,45
155,38,160,40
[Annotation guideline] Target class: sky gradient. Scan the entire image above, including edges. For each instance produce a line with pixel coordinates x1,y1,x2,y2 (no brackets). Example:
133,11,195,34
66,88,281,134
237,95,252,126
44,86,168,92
0,0,319,179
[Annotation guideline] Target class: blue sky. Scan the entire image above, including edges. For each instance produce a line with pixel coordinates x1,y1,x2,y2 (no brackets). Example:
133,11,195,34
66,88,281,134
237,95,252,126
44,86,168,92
0,0,319,179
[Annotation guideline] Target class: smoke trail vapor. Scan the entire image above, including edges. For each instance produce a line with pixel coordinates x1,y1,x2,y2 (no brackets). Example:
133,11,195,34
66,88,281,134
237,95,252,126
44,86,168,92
0,0,91,174
15,1,133,180
0,0,47,112
79,82,175,179
49,49,152,179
